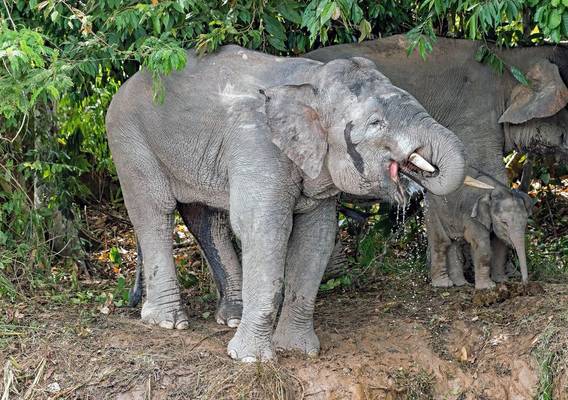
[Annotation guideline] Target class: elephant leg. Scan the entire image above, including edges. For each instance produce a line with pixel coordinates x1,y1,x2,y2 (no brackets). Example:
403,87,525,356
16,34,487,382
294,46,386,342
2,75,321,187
112,142,188,330
273,199,337,356
464,223,495,290
447,241,468,286
491,236,508,283
226,180,295,362
177,203,242,328
135,211,189,328
425,209,452,287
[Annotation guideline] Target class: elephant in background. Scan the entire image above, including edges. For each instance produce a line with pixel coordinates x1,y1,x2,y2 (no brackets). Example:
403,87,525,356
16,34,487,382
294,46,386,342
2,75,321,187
307,35,568,284
107,46,473,361
426,169,533,289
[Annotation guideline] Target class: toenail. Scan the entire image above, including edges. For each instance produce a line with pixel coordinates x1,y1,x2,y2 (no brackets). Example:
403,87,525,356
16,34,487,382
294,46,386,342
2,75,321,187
227,318,241,328
159,320,175,329
176,320,189,329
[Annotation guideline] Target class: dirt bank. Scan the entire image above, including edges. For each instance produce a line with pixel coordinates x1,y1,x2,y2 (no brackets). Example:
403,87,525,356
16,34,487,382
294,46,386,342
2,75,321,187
2,272,567,399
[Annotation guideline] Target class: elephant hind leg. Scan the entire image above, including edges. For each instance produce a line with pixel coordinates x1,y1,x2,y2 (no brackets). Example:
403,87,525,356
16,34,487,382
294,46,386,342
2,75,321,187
111,139,188,330
177,203,243,328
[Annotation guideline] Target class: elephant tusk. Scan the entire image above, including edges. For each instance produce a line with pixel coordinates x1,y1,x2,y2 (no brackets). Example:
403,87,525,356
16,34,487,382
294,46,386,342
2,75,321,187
464,175,494,190
409,153,436,173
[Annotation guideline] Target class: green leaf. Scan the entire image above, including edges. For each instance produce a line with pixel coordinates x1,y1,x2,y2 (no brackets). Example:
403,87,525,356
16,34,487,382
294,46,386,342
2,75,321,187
549,10,562,29
320,1,336,24
474,44,488,62
551,0,560,6
277,1,303,25
564,0,568,6
351,3,363,24
109,247,122,265
358,19,371,42
264,13,286,41
510,66,530,85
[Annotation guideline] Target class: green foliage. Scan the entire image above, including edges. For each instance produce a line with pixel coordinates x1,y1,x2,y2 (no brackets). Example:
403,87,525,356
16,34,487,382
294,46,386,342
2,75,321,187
407,0,568,60
0,0,566,298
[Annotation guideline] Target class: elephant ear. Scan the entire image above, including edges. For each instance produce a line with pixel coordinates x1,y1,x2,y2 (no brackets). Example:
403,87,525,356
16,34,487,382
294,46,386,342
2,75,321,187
499,59,568,124
471,193,492,230
263,84,328,179
512,189,534,216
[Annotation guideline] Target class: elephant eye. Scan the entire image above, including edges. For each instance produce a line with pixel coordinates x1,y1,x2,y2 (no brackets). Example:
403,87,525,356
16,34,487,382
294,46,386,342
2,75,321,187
367,115,386,129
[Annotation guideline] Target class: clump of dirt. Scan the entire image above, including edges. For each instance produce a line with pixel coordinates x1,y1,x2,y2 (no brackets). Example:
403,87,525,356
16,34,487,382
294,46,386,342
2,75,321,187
2,271,567,399
472,282,545,306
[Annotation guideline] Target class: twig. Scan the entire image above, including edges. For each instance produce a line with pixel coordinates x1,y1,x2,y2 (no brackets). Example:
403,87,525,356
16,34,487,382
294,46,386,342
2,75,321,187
2,0,16,29
189,330,230,352
88,203,131,225
2,360,15,400
23,358,46,400
1,113,27,144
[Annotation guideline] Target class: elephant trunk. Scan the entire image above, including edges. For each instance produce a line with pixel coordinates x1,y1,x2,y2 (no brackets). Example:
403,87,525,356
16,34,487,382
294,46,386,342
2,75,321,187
511,231,529,284
410,123,466,196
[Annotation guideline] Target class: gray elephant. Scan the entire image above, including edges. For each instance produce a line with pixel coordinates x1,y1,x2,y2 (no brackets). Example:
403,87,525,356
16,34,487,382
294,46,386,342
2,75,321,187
106,45,474,361
426,169,533,289
307,35,567,284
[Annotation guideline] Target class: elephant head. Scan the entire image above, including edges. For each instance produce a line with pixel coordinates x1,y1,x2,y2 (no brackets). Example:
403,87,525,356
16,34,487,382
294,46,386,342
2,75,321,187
471,184,533,283
263,57,479,203
500,58,568,156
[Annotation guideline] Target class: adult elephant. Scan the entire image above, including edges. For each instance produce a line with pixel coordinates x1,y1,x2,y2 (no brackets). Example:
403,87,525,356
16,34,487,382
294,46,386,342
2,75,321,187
307,35,568,285
107,46,472,361
306,35,568,167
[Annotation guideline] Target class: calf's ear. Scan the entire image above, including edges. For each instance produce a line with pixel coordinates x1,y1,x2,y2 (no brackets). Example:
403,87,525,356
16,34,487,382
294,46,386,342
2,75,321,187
471,193,492,230
499,59,568,124
263,84,328,179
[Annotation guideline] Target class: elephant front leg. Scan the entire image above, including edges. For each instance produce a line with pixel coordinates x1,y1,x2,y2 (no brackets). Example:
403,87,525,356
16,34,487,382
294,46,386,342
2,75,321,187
490,237,508,283
226,202,294,362
273,199,337,357
425,211,453,287
447,242,468,286
464,223,495,290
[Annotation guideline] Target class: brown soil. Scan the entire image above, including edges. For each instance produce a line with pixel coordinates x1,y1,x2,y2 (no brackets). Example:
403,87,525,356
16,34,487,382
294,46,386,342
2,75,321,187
2,274,568,400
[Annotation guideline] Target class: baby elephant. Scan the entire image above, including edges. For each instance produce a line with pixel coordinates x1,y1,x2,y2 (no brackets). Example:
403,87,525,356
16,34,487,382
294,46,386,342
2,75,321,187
425,171,532,289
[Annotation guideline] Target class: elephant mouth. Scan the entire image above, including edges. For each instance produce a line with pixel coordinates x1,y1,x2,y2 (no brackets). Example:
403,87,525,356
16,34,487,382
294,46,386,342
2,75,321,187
388,152,439,204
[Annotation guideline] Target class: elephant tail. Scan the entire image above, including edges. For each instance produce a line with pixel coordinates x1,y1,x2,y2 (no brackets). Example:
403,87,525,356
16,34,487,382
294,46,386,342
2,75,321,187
128,240,144,307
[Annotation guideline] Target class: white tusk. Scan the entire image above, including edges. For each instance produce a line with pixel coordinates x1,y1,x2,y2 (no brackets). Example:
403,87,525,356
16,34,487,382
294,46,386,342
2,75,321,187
409,152,436,173
464,175,494,190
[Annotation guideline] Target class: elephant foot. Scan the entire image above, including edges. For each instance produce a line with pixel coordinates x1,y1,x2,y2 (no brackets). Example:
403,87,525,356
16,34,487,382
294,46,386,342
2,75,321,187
451,276,469,287
227,325,275,362
475,279,496,290
491,273,507,283
141,300,189,330
215,299,243,328
432,276,454,288
273,324,320,357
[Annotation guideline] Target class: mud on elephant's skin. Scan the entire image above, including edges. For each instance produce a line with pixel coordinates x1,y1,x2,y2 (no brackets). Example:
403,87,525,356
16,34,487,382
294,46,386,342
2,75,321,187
426,170,532,290
106,46,473,362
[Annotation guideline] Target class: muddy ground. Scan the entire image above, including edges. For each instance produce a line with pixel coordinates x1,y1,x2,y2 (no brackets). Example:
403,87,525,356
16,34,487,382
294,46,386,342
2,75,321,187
2,271,568,399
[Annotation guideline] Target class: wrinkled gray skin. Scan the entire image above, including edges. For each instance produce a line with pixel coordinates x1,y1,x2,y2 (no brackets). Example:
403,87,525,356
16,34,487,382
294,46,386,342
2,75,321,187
307,35,568,286
106,46,466,361
425,169,532,289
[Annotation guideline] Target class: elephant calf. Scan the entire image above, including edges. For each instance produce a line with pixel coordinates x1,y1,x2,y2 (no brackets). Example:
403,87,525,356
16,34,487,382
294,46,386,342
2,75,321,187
106,45,477,362
425,169,532,289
